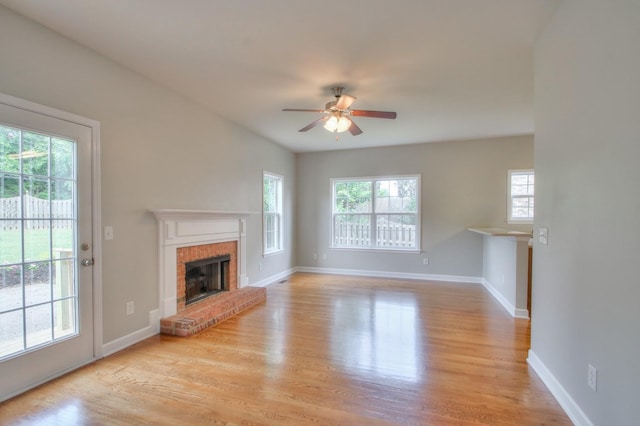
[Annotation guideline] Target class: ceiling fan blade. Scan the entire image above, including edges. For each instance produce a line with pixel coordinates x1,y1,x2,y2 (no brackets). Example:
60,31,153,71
299,116,329,132
351,110,397,119
348,119,363,136
335,94,356,110
283,108,326,113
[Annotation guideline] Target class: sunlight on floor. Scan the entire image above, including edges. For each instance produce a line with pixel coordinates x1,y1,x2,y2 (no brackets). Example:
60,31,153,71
330,290,422,383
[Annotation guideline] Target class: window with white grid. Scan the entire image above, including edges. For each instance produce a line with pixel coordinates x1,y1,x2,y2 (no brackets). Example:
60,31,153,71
263,172,283,255
332,175,420,251
508,170,534,223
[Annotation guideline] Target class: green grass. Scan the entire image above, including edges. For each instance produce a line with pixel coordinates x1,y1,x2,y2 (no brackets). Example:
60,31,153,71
0,228,73,265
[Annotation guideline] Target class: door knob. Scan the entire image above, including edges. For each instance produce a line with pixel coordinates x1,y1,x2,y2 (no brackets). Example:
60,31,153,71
81,258,94,267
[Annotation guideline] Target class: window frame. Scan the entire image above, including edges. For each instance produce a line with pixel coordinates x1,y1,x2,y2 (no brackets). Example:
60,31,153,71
262,171,284,256
331,174,421,253
507,169,534,224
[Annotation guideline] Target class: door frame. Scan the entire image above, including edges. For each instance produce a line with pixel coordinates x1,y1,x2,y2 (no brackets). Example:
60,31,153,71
0,92,103,364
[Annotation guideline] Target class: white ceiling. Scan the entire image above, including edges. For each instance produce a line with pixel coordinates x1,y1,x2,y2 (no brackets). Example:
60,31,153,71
0,0,560,153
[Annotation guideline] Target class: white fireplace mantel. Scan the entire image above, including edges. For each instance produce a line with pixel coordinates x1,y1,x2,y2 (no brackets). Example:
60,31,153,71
151,209,256,318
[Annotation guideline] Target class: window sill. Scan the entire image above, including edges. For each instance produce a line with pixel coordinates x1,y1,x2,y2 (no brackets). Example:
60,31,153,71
263,249,284,258
507,219,533,225
330,247,421,255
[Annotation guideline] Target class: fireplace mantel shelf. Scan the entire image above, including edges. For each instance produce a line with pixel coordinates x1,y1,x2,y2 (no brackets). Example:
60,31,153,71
151,209,257,221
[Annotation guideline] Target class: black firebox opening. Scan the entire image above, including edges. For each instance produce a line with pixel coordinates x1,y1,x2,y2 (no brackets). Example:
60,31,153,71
185,254,230,305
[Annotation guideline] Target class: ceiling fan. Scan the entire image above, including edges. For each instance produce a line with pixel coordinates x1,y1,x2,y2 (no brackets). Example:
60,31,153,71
282,87,397,137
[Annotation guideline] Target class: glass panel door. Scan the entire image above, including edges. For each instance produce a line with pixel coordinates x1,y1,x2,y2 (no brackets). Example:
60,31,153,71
0,97,94,402
0,126,78,359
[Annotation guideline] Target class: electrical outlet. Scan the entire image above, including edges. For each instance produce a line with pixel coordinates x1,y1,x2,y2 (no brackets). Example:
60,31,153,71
588,364,597,391
126,301,134,316
422,257,429,265
322,253,327,260
259,262,263,271
313,253,318,261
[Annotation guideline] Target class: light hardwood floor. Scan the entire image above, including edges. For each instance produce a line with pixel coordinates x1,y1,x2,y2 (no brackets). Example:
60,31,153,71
0,273,570,425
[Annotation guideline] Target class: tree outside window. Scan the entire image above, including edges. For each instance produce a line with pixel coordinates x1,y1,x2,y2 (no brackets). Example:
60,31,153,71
332,176,420,250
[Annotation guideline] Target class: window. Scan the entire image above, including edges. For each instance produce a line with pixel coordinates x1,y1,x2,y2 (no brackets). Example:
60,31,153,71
508,170,534,223
263,172,283,254
332,175,420,251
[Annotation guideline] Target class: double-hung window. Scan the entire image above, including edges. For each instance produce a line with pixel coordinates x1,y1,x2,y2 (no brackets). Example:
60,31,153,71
332,175,420,251
263,172,283,255
508,169,534,223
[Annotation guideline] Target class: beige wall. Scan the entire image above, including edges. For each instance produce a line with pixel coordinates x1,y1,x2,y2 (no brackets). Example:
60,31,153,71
0,6,296,343
296,136,533,278
533,0,640,424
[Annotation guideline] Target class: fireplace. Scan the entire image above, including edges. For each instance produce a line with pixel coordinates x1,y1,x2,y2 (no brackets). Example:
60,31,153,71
185,254,230,305
152,209,266,336
151,209,251,317
175,240,238,313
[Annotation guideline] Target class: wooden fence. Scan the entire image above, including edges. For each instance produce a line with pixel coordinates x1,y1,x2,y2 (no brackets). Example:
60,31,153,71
334,223,416,248
0,195,74,230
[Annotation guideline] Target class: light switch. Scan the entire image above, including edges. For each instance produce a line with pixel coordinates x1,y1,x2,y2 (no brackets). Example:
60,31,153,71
104,226,114,240
539,227,548,245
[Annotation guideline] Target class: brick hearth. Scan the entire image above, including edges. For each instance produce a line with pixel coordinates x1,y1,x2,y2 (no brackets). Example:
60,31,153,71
160,240,265,337
160,286,266,337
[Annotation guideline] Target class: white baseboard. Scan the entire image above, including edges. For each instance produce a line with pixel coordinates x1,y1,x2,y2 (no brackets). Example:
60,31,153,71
101,267,296,359
250,268,296,287
0,357,96,403
294,268,528,318
100,268,294,357
527,350,594,426
513,307,530,319
295,266,482,284
481,278,529,319
101,309,160,357
97,270,522,360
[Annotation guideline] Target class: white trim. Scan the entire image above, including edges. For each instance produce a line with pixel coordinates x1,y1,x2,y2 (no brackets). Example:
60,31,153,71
98,265,482,356
296,266,482,284
329,247,421,255
99,268,295,356
295,267,529,318
101,309,159,357
481,278,530,319
91,119,103,358
262,249,284,258
507,169,534,223
150,209,254,318
263,171,284,256
251,268,296,288
151,209,256,220
506,219,533,225
527,350,594,426
0,92,103,359
0,358,96,403
330,174,421,252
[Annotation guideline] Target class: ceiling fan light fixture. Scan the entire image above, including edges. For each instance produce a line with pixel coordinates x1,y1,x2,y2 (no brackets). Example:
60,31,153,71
324,115,352,133
283,87,396,136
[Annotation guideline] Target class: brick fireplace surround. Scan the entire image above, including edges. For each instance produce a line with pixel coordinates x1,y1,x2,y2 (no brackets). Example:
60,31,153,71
151,210,266,337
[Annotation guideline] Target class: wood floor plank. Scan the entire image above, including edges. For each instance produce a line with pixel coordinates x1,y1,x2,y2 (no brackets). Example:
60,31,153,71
0,273,571,425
